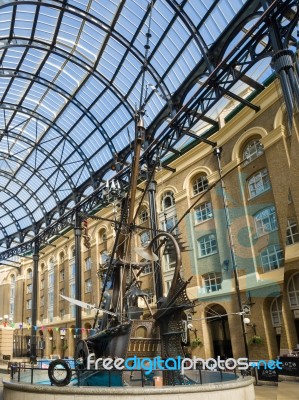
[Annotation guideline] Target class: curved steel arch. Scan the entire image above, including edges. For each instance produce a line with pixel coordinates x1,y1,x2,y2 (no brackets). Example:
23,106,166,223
0,102,94,179
0,220,9,244
0,150,61,205
0,67,128,161
2,129,77,193
0,39,137,117
1,187,35,226
0,172,48,219
0,202,22,236
163,0,214,73
0,42,131,165
0,1,170,98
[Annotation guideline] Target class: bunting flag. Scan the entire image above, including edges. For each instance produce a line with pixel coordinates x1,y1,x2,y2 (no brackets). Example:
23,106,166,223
6,324,95,333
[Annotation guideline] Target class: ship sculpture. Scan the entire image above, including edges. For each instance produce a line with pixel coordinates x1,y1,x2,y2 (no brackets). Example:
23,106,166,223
48,113,194,387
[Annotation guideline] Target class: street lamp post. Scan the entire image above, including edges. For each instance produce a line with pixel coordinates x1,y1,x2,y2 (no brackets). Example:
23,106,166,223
214,147,249,360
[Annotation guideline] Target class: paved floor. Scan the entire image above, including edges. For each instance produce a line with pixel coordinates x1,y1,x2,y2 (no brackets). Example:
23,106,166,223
253,381,299,400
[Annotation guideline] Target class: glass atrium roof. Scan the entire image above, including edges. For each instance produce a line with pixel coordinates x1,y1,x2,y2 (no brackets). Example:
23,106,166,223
0,0,298,251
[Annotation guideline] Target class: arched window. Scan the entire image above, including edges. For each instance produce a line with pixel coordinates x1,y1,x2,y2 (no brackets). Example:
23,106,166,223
161,191,175,211
260,244,284,272
271,296,282,326
99,228,107,243
135,326,147,338
254,206,278,237
288,273,299,309
203,272,222,293
243,138,264,164
248,168,271,198
192,174,208,196
139,208,148,223
59,252,65,264
198,234,217,257
26,268,32,279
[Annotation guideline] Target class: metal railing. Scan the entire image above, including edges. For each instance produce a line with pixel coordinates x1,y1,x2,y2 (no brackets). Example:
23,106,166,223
9,361,243,387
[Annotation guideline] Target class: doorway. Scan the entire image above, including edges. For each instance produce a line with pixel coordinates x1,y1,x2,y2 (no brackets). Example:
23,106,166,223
207,304,233,358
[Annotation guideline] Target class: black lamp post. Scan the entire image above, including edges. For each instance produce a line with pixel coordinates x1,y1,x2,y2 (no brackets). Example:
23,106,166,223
214,147,249,361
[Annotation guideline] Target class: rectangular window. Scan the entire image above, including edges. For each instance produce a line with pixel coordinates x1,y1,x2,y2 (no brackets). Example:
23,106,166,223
70,262,76,279
40,296,44,307
85,279,92,293
143,288,154,304
286,219,299,245
260,245,284,272
27,284,32,294
248,169,271,198
48,272,54,288
59,288,65,296
162,215,179,235
164,249,176,270
198,234,217,257
254,207,277,237
40,279,44,290
195,202,213,223
48,291,54,306
85,257,92,271
70,283,75,298
203,273,222,293
60,309,65,320
26,299,32,310
141,263,152,275
59,269,65,281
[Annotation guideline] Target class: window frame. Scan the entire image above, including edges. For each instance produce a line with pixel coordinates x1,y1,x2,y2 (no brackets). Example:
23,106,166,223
85,278,92,293
286,218,299,245
243,138,264,164
287,273,299,309
161,191,175,211
195,201,213,223
139,208,149,224
192,174,208,196
260,244,284,272
203,272,222,293
198,234,217,257
254,206,278,237
248,168,271,198
85,257,92,271
270,296,282,327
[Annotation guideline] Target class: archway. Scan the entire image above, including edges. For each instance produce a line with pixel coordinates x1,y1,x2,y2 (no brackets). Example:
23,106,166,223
206,304,232,358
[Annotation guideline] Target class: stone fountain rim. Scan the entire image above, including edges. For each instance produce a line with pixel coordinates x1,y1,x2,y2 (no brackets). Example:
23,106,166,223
3,376,254,395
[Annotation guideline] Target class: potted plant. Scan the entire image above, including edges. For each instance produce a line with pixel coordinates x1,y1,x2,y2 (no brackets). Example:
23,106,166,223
249,335,263,345
62,342,68,351
191,338,202,348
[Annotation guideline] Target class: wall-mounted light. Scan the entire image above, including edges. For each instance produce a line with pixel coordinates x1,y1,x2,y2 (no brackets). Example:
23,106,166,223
244,317,257,335
60,329,66,340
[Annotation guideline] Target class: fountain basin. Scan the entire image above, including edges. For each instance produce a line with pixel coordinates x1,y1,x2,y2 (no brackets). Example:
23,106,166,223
3,376,255,400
